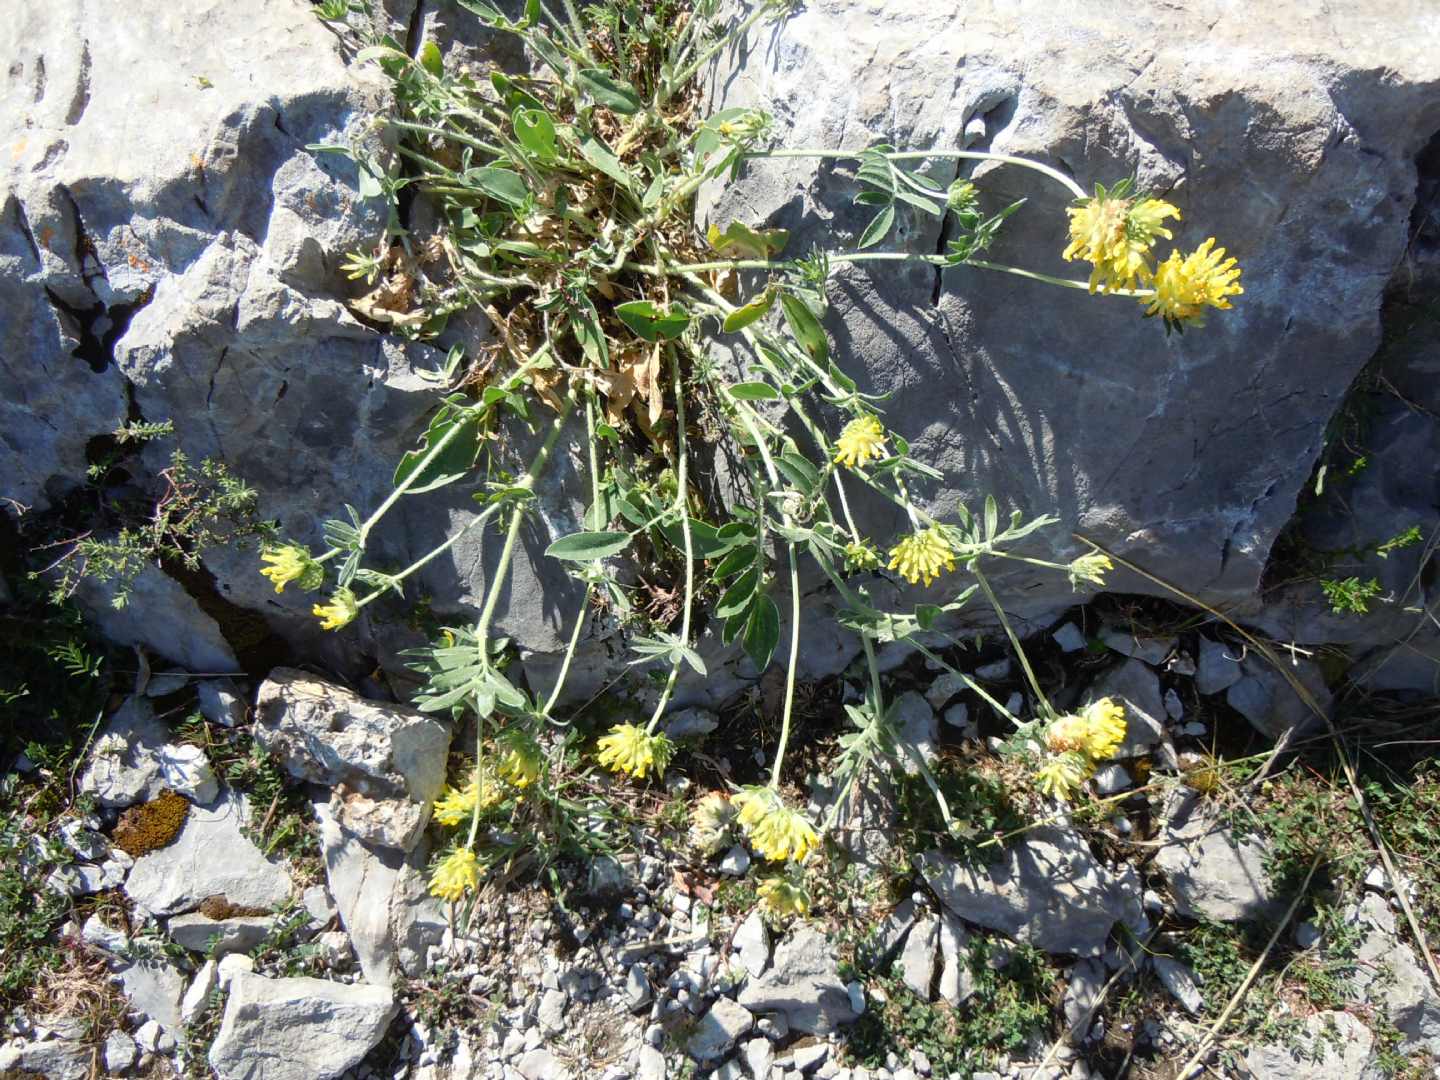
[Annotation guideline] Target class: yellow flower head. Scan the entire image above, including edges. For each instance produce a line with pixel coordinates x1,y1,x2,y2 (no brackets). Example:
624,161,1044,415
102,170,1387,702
691,792,737,854
757,877,811,920
1142,237,1243,327
1035,752,1094,802
432,776,502,826
1063,186,1181,294
843,539,882,572
834,415,888,469
887,527,956,587
260,544,323,594
1079,697,1128,761
1068,551,1113,590
596,723,675,780
429,846,480,902
732,787,820,863
312,588,359,631
496,730,543,789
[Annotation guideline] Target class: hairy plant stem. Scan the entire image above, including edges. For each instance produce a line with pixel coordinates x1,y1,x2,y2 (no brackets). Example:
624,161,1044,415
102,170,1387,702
972,566,1056,721
752,146,1088,200
659,0,776,103
768,545,803,787
643,347,696,736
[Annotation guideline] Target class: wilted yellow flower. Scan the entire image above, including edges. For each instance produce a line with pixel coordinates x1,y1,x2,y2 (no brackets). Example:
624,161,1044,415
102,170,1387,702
1142,238,1243,326
1064,189,1180,294
429,846,480,902
834,416,888,469
496,730,542,789
843,539,881,572
260,544,323,593
1068,551,1113,590
1035,752,1094,801
691,792,737,854
757,877,811,920
596,723,674,780
733,787,820,863
887,527,956,587
1079,697,1127,760
432,776,502,826
312,588,359,631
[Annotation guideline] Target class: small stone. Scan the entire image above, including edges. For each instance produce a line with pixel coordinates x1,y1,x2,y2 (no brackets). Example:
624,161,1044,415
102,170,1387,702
925,672,967,710
735,909,770,979
941,703,973,734
1052,623,1086,653
167,912,275,956
156,743,219,803
686,997,752,1063
537,987,566,1035
1152,956,1204,1016
1063,959,1105,1038
719,845,751,877
626,964,652,1011
83,912,131,953
759,1013,789,1040
975,658,1012,681
663,707,719,740
846,981,866,1016
1091,764,1132,796
1003,692,1024,718
302,884,337,927
104,1030,138,1073
637,1044,666,1080
216,953,255,988
1181,722,1207,737
145,669,192,697
936,912,974,1006
794,1043,829,1072
743,1036,775,1077
134,1018,172,1054
1163,689,1184,721
899,917,938,999
1099,630,1172,666
198,678,247,727
1294,921,1321,949
181,960,218,1024
892,691,938,775
1195,638,1242,695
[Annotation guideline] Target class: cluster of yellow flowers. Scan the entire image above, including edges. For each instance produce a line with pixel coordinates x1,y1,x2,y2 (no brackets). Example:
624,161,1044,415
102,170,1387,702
596,722,675,780
259,543,325,593
312,588,359,631
497,730,542,788
833,415,888,469
429,847,480,903
1064,185,1242,326
731,786,819,863
887,527,957,587
1034,696,1128,801
757,876,810,919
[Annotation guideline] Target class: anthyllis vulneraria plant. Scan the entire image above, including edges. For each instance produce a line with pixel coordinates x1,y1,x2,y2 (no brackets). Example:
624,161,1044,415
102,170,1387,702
268,0,1244,909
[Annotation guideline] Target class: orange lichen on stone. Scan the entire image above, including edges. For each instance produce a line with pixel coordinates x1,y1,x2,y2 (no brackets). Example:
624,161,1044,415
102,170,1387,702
111,790,190,857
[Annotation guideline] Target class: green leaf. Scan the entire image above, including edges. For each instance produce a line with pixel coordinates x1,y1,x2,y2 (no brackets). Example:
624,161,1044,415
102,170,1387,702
393,409,481,494
615,299,691,342
512,107,557,161
419,40,444,77
857,204,895,249
727,381,780,401
545,530,633,561
984,495,999,540
779,293,828,364
456,0,505,21
743,594,781,671
712,545,756,581
467,167,529,208
658,519,737,559
776,452,820,494
577,133,635,190
642,171,666,211
716,566,760,618
706,221,790,259
722,287,776,332
577,68,642,114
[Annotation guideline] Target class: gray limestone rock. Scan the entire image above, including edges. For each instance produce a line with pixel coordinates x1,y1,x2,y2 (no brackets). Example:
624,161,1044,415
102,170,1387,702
735,910,770,979
1153,790,1282,923
1195,638,1244,695
739,927,861,1035
78,697,169,808
1062,959,1106,1039
1241,1010,1374,1080
117,955,187,1035
1224,656,1331,741
1151,955,1204,1017
198,678,248,728
167,913,276,957
124,788,292,917
919,828,1141,956
1345,892,1440,1057
103,1030,138,1074
698,1,1440,625
255,669,449,851
0,1039,90,1080
937,911,975,1007
898,916,938,999
891,691,938,776
1099,631,1173,667
686,996,753,1064
208,971,397,1080
312,797,446,990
